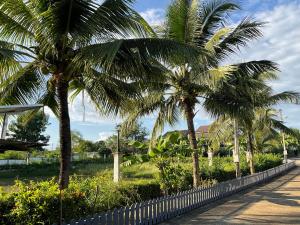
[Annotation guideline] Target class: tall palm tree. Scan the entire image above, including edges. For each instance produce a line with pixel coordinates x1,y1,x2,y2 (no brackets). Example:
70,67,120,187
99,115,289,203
123,0,272,187
204,67,299,175
0,0,200,189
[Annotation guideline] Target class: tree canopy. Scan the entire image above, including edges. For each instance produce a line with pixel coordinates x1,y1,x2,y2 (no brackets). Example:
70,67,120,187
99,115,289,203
8,112,50,151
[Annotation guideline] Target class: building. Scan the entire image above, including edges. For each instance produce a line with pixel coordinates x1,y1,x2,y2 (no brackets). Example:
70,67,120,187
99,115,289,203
163,125,211,139
195,125,210,139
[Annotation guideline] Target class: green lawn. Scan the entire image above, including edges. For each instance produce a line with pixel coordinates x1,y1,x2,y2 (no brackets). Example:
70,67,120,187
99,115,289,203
0,159,161,191
0,153,282,192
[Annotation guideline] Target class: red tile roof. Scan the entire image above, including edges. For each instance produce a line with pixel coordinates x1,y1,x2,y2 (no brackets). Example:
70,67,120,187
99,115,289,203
196,125,210,134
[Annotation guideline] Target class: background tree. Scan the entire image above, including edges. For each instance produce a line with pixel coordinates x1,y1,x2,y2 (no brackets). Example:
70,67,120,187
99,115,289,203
123,0,274,187
9,112,50,151
121,121,148,141
71,130,83,150
0,0,198,189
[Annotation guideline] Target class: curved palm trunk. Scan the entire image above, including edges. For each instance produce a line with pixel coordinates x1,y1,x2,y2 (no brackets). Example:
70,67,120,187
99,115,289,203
247,130,255,174
233,119,241,178
57,77,72,189
183,101,200,187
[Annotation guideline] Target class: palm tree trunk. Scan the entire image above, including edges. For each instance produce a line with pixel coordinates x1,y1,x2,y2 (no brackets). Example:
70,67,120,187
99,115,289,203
247,130,255,174
57,76,72,189
233,119,241,178
183,101,200,187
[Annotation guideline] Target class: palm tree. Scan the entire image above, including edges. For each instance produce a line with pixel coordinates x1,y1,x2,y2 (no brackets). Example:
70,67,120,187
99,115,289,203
0,0,200,189
245,108,298,173
204,67,299,175
123,0,272,187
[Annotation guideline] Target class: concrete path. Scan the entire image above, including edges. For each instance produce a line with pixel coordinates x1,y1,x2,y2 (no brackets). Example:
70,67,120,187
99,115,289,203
162,161,300,224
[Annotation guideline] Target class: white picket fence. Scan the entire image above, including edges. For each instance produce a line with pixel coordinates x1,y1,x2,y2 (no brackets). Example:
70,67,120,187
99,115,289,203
0,157,47,165
0,155,82,166
63,161,296,225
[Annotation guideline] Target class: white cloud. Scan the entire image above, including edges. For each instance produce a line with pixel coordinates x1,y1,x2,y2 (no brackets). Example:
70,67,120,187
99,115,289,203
140,8,165,26
98,131,114,141
45,93,122,125
230,2,300,128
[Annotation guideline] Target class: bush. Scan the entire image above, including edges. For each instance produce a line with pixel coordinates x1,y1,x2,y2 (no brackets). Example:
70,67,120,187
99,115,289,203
200,153,282,182
254,153,282,172
0,176,162,224
120,180,161,201
0,151,26,160
156,160,193,195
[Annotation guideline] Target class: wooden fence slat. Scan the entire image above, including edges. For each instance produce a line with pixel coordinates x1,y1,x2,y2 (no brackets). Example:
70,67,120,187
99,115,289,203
140,202,144,224
150,200,154,224
124,206,130,225
106,211,112,225
135,203,140,225
153,199,157,224
130,205,135,225
113,208,118,225
119,208,124,225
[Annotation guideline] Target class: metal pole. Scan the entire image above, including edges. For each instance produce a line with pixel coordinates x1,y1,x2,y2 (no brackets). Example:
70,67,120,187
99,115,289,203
233,119,241,178
114,126,121,183
117,129,120,153
1,113,8,139
279,109,287,163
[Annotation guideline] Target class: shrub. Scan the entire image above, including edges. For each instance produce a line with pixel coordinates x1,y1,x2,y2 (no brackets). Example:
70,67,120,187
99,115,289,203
0,192,14,225
0,151,26,160
120,180,161,201
199,153,282,182
254,153,282,172
0,176,162,224
157,160,193,195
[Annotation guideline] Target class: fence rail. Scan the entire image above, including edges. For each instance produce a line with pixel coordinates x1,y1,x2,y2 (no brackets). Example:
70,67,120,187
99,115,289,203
64,161,296,225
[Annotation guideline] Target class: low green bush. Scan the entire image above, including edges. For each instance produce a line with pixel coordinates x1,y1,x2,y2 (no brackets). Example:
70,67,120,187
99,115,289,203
0,151,27,160
200,153,282,182
0,176,161,225
254,153,282,172
120,180,161,201
157,161,193,195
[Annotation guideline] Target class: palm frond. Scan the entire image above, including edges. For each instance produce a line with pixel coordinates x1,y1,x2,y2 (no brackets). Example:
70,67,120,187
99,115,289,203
199,0,239,38
216,18,264,58
0,62,45,105
165,0,200,45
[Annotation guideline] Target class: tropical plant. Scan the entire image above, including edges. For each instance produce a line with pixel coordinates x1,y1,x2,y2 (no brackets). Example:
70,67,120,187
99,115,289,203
123,0,276,186
0,0,200,189
206,72,299,175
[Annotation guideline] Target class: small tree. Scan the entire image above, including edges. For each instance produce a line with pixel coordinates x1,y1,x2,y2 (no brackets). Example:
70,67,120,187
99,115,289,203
9,112,50,151
121,121,148,141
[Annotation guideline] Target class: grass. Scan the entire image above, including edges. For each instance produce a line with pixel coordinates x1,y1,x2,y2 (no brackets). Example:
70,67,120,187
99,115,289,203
0,159,112,191
122,162,159,179
0,153,282,192
0,159,159,191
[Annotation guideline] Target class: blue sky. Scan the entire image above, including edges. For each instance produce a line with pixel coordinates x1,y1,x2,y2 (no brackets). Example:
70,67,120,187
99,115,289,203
43,0,300,148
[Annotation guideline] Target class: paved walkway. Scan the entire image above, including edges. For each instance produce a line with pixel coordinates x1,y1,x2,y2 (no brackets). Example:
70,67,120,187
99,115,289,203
162,161,300,224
